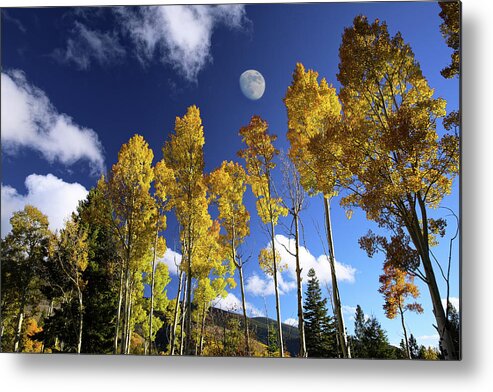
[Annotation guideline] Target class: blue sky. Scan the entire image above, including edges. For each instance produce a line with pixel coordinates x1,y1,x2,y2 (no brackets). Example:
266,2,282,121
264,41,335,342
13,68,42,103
1,2,459,349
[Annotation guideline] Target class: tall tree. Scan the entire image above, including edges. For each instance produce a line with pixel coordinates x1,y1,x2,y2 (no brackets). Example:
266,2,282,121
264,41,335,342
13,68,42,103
208,161,251,354
238,116,288,357
105,134,156,354
279,153,308,357
149,159,174,354
1,206,51,352
162,106,211,355
77,188,120,354
337,15,459,359
439,1,460,79
303,268,337,358
284,63,351,358
51,217,89,353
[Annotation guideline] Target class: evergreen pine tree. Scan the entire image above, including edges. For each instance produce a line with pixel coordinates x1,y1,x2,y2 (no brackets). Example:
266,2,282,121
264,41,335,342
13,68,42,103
267,323,279,356
303,268,337,357
408,333,420,359
352,305,394,359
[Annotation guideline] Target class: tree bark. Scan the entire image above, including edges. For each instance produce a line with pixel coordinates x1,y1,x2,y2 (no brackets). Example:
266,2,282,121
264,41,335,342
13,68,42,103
270,219,284,358
237,262,251,356
77,288,83,354
294,213,307,357
399,305,411,359
170,270,183,355
114,263,124,354
198,303,207,355
323,196,350,358
410,196,458,360
179,275,188,356
148,226,159,355
13,290,26,352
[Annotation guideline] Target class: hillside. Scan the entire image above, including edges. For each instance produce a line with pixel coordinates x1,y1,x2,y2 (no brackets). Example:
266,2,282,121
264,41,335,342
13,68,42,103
208,308,300,356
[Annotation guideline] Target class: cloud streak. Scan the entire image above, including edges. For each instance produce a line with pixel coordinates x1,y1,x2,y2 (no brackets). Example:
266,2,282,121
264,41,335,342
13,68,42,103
114,5,248,81
1,174,89,237
54,22,125,70
1,70,105,173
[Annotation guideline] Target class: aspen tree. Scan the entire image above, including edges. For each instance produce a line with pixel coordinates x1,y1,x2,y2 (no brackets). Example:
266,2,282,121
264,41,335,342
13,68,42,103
208,161,251,354
284,63,351,358
162,106,211,355
105,134,156,354
238,116,288,357
337,16,459,359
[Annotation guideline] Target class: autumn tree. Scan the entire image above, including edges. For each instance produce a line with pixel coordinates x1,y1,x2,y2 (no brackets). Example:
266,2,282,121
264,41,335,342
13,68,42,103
148,159,174,354
284,63,351,358
378,264,423,359
208,161,251,354
439,1,460,79
0,206,51,352
161,106,212,355
142,262,170,354
238,115,288,357
338,15,459,359
279,153,308,357
192,220,234,355
51,217,89,353
104,134,156,354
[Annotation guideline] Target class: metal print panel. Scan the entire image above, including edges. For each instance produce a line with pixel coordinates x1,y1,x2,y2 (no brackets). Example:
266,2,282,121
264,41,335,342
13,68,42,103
0,1,461,359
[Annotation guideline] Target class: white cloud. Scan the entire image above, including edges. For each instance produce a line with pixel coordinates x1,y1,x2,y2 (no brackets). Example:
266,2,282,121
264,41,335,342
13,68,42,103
416,334,440,348
1,173,88,237
1,70,105,173
342,305,357,316
442,297,460,312
246,273,274,297
275,234,356,285
54,22,125,70
245,235,356,298
284,318,298,327
245,271,296,297
211,292,264,317
158,248,182,275
116,5,248,81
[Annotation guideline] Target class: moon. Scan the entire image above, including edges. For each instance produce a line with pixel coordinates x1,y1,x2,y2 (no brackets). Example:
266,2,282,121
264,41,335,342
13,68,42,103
239,70,265,100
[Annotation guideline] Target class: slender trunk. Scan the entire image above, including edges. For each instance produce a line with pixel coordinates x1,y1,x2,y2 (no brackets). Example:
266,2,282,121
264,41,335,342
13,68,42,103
170,270,184,355
199,303,207,355
323,196,350,358
270,219,284,358
125,292,133,354
294,213,307,358
413,196,457,360
148,226,159,355
179,276,188,355
121,249,131,354
77,288,83,354
13,290,26,352
114,263,124,354
399,305,411,359
184,235,193,355
237,263,251,356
